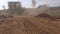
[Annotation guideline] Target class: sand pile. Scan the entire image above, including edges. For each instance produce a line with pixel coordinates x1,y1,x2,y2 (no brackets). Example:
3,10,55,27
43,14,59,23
0,15,60,34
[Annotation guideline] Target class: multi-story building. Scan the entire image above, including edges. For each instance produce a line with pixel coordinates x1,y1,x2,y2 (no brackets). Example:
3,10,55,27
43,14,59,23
8,2,23,15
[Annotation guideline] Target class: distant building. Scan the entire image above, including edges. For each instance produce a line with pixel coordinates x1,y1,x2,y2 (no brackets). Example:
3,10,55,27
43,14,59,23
36,5,48,14
8,2,23,15
37,5,47,9
47,6,60,16
8,2,21,10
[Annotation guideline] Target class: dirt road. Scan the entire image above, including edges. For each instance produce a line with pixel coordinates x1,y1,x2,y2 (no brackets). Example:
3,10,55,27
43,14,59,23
0,16,60,34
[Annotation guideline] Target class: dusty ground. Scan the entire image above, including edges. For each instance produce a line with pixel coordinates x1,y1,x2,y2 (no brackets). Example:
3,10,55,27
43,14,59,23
0,15,60,34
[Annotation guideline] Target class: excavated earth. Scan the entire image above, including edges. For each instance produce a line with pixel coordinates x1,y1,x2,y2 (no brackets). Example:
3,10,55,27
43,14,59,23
0,15,60,34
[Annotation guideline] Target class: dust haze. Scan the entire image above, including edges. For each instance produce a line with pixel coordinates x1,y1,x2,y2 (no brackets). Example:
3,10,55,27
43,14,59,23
0,0,60,34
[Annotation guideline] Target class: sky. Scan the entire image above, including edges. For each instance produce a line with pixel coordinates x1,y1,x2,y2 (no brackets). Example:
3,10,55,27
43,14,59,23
0,0,60,10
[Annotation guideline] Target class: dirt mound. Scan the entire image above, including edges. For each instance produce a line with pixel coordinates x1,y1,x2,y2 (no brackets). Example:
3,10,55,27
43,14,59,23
36,13,60,21
0,15,60,34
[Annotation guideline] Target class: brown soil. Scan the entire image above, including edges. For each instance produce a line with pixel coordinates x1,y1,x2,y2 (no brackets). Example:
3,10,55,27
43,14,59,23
0,15,60,34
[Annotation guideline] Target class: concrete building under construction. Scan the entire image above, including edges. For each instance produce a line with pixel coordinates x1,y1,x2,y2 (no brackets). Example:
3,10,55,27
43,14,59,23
8,2,23,15
8,2,21,9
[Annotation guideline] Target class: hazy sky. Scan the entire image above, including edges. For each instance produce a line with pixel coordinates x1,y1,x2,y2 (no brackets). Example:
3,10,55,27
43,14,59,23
0,0,60,10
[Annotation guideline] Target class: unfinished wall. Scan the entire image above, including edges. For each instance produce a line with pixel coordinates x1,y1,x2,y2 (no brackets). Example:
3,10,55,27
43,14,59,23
0,10,8,15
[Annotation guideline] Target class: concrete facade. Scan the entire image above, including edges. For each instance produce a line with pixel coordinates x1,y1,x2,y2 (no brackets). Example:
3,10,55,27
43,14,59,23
8,2,23,15
8,2,21,9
